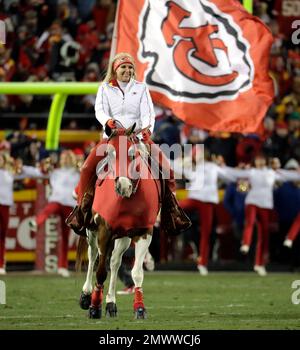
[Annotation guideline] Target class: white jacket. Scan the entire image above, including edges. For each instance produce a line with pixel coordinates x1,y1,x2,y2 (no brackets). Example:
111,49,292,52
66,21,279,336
48,168,80,207
95,79,155,137
186,162,234,204
0,169,14,206
0,166,44,206
224,167,300,209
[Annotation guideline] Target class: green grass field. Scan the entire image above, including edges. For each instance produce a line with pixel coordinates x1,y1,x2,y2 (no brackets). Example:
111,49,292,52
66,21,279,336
0,271,300,330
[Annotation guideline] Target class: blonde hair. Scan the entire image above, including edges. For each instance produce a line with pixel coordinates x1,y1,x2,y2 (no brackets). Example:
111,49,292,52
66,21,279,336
60,150,77,168
0,152,16,172
103,52,136,83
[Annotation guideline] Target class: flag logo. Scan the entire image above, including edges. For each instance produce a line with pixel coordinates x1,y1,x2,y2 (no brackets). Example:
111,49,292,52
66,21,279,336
138,0,254,103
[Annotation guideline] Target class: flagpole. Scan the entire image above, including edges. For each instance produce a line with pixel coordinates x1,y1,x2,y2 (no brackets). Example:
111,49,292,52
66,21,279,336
110,0,120,60
243,0,253,14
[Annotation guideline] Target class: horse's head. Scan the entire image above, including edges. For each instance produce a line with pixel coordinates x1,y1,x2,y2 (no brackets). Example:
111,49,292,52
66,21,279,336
97,122,146,199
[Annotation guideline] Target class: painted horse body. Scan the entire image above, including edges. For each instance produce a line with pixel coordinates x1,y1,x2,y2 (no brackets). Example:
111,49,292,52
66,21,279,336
94,178,160,235
77,125,160,319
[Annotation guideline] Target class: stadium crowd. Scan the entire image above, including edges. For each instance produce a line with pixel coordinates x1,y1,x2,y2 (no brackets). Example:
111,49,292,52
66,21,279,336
0,0,300,274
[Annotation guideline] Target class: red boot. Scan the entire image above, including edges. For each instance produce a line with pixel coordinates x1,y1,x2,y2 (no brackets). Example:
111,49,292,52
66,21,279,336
133,287,144,310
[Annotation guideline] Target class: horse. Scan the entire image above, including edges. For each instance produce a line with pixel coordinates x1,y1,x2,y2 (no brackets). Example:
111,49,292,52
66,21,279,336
76,123,161,319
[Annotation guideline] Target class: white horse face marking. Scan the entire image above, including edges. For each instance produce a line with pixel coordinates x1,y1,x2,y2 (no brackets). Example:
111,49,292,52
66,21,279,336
115,176,133,198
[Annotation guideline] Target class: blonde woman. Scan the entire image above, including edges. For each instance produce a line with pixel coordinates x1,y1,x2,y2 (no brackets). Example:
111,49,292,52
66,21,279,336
76,53,156,202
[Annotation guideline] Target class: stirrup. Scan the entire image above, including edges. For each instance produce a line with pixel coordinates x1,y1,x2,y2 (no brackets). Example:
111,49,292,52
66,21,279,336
65,206,87,236
161,190,191,236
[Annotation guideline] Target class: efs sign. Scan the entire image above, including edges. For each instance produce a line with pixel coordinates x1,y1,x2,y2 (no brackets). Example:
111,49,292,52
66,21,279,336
6,200,76,264
6,202,36,252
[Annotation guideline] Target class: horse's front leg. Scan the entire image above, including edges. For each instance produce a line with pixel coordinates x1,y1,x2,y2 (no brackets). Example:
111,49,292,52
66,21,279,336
89,226,113,319
105,237,132,317
132,232,153,319
79,229,98,310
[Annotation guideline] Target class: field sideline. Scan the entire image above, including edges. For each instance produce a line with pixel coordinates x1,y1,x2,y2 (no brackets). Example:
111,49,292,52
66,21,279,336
0,272,300,330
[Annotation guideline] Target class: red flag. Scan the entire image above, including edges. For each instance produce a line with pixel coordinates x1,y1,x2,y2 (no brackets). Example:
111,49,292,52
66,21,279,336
114,0,274,133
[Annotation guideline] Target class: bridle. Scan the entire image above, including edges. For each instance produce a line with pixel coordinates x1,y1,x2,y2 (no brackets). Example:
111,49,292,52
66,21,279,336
96,121,151,196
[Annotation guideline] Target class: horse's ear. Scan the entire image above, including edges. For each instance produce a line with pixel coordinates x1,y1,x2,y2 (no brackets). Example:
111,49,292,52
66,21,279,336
126,123,136,135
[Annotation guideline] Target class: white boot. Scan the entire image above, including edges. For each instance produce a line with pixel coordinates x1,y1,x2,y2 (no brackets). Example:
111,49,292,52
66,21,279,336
283,239,293,248
197,264,208,276
0,268,6,275
254,265,267,276
57,268,70,278
240,244,250,254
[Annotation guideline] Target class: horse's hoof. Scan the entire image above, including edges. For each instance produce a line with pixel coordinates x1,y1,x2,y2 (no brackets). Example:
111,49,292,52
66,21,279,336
88,306,102,319
79,292,91,310
105,302,118,317
134,307,147,319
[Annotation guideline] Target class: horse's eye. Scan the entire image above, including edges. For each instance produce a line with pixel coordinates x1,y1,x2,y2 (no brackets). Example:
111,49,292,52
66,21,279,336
128,145,136,160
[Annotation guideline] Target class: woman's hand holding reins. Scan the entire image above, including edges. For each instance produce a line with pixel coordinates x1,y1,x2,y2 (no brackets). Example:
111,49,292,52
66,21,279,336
105,119,117,136
107,119,116,129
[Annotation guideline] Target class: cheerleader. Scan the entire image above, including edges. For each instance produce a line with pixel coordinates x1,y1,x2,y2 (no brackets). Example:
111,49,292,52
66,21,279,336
0,153,42,275
224,155,300,276
29,150,80,277
177,150,234,275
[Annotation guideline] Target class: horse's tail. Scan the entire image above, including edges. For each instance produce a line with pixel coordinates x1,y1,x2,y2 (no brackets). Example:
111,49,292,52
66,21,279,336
76,235,88,272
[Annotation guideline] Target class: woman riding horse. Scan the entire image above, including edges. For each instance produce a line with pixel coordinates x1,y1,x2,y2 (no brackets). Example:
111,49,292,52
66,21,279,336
77,125,162,318
68,52,190,319
71,52,190,238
